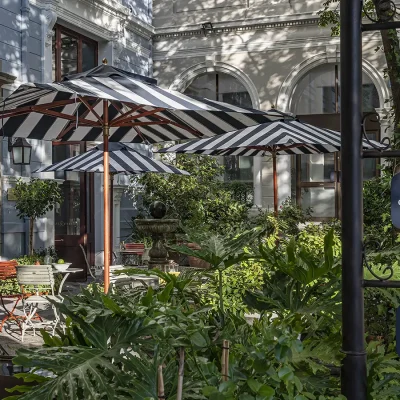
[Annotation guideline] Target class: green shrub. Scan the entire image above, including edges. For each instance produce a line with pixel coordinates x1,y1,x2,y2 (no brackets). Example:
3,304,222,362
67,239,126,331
203,260,265,315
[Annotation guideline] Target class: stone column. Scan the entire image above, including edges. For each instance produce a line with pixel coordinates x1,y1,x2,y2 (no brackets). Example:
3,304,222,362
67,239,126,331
113,186,124,252
253,156,263,208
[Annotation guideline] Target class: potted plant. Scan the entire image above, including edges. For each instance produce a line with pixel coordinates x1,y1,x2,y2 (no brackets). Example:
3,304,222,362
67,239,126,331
13,178,62,255
186,242,210,269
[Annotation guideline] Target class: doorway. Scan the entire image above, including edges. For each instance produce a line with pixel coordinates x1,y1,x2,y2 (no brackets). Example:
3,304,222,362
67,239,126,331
53,143,94,280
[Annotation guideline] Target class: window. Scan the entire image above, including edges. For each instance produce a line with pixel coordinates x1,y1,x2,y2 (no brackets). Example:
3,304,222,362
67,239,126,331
290,64,381,219
183,72,253,183
52,25,98,82
292,64,379,115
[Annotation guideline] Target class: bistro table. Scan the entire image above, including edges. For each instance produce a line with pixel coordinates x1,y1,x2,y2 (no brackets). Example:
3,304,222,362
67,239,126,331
53,268,84,295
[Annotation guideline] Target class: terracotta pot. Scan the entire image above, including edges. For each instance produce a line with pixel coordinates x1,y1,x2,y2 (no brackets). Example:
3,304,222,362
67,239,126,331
187,243,210,269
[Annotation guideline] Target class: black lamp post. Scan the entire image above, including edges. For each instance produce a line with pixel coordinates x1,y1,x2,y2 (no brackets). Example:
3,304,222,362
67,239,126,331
9,138,32,165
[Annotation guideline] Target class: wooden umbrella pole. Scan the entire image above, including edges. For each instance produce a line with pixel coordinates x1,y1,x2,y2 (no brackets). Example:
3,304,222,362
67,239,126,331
221,340,229,382
110,173,114,265
103,100,110,294
272,151,278,215
177,347,185,400
224,340,230,381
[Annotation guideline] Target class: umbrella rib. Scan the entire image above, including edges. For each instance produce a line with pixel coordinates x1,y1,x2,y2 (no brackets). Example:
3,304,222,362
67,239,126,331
78,96,103,124
151,114,203,137
116,103,203,137
133,126,150,145
57,98,102,140
110,104,142,125
33,107,101,126
110,107,166,126
0,98,82,119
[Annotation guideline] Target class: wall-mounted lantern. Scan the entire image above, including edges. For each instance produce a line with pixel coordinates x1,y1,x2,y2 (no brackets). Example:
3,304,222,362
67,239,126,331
8,137,32,165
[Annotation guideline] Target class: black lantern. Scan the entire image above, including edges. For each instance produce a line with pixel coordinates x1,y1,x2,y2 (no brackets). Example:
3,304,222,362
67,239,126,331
9,138,32,165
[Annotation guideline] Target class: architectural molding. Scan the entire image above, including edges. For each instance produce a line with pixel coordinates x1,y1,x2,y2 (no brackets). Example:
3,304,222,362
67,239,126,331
169,61,260,109
154,17,320,39
42,7,57,48
276,52,390,112
153,33,381,61
30,0,153,42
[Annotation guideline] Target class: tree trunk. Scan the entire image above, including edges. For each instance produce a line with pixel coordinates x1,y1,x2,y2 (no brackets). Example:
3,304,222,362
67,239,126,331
29,217,34,255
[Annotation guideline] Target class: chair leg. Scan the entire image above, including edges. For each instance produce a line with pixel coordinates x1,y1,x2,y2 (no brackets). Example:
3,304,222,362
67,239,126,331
21,303,38,341
52,306,61,336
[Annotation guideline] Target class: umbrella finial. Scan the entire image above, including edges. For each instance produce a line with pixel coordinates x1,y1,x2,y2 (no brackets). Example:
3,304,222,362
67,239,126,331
102,58,108,65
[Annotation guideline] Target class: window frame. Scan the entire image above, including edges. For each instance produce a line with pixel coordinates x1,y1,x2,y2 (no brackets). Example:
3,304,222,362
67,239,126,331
53,24,98,82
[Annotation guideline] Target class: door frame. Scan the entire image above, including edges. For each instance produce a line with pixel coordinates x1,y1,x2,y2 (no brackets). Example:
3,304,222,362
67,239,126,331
52,142,95,274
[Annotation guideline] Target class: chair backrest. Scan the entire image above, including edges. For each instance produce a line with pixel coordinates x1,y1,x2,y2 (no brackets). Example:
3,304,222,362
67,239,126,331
17,265,55,295
125,243,145,253
0,261,18,281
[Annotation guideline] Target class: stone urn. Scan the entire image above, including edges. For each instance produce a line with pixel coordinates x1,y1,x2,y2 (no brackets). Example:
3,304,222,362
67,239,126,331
135,201,179,269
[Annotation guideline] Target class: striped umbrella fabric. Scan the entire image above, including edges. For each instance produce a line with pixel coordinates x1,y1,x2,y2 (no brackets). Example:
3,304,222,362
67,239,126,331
156,118,386,215
157,119,385,156
0,65,282,143
34,143,189,175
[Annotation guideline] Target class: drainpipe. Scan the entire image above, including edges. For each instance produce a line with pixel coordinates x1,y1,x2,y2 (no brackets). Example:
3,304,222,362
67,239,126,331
20,0,30,82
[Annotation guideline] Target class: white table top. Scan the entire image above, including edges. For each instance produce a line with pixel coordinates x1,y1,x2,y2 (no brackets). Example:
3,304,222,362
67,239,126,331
52,268,83,274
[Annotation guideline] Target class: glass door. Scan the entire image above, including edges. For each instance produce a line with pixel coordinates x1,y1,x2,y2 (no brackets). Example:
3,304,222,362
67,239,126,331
53,143,88,281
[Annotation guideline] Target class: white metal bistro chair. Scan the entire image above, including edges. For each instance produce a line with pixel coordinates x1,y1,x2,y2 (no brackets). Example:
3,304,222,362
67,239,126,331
16,265,63,342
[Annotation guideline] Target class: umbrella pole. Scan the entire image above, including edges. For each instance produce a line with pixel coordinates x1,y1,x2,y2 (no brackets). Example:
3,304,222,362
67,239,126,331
272,152,278,215
110,173,114,266
103,101,110,294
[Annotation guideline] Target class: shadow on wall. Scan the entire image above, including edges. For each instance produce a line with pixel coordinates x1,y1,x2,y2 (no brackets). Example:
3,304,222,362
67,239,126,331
0,0,43,82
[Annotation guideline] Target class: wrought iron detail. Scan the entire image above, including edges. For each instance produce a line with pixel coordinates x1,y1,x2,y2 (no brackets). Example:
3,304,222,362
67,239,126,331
363,0,397,23
362,240,394,281
361,111,391,150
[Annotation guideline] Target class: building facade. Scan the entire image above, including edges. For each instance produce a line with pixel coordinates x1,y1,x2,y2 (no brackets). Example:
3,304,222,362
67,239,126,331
152,0,390,219
0,0,392,261
0,0,153,263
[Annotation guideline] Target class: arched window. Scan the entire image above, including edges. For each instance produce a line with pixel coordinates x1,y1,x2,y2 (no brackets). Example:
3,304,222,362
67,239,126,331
290,64,380,219
183,72,253,183
292,64,379,115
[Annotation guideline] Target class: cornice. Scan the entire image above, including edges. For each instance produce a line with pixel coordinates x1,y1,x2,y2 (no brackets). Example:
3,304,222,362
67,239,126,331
153,15,321,39
153,32,381,60
126,15,155,40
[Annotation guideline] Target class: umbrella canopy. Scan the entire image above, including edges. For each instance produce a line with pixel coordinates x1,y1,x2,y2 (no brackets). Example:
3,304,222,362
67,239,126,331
157,117,386,214
157,119,383,156
34,143,189,175
0,63,279,293
0,64,281,143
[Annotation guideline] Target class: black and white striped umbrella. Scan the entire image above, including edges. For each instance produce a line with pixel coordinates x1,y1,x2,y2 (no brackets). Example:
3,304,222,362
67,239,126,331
34,143,189,175
0,64,281,144
157,118,385,214
157,119,383,156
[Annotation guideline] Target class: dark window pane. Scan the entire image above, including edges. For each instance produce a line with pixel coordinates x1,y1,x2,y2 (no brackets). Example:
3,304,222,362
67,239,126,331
362,83,380,112
82,41,97,72
60,33,78,77
52,29,56,81
183,73,217,100
222,92,252,108
301,153,335,182
224,155,253,182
